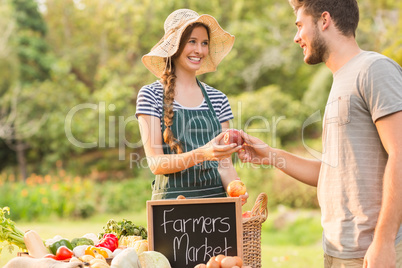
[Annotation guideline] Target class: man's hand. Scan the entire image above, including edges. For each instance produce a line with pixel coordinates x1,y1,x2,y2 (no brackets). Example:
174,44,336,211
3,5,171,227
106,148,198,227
364,240,396,268
237,130,273,165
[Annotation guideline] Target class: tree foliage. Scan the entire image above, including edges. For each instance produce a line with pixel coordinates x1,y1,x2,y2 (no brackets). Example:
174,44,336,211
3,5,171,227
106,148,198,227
0,0,54,179
0,0,401,180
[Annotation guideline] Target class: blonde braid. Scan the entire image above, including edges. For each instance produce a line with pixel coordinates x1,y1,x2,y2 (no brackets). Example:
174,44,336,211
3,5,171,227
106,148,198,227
161,61,183,154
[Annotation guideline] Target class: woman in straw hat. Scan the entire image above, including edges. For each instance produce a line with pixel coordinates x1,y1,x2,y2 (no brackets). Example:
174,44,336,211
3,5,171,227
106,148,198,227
136,9,248,203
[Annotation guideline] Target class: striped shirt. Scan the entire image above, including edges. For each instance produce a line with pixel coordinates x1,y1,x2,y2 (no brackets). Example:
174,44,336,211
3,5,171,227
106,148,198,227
135,80,234,123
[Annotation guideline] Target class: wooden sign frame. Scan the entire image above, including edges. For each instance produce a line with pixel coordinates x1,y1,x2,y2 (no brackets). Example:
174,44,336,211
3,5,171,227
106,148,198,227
147,197,243,267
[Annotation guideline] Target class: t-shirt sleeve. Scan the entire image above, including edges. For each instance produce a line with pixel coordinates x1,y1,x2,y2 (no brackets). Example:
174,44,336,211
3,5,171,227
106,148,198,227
363,58,402,122
218,94,234,123
135,85,160,119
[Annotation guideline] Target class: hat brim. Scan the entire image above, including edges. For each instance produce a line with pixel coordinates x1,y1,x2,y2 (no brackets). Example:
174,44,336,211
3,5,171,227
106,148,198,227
142,14,235,78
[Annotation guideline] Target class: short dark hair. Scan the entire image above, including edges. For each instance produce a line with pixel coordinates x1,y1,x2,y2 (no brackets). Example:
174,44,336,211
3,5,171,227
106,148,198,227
289,0,359,37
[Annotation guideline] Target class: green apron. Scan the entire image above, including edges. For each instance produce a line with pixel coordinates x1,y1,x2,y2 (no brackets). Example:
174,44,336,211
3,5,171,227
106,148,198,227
151,80,227,200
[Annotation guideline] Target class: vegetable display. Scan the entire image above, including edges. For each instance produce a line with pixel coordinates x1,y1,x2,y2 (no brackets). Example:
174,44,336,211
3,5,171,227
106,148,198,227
85,246,109,258
72,245,88,258
83,233,100,245
0,207,26,253
99,219,147,240
44,245,74,261
96,233,119,252
55,245,74,260
45,235,65,247
132,239,148,254
119,235,142,247
138,251,171,268
49,238,73,255
23,230,49,258
71,237,94,248
1,215,176,268
110,247,140,268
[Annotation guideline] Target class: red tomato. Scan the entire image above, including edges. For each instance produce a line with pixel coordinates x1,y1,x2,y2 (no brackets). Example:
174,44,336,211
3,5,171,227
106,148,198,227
55,246,73,260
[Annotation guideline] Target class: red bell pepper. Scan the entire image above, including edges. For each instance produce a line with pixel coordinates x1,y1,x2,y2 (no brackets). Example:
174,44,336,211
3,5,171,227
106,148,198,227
44,254,57,260
95,233,118,252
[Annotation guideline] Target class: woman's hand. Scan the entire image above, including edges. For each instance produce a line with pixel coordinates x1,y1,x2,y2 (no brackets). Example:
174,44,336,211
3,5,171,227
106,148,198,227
237,130,273,165
198,132,241,161
239,192,249,206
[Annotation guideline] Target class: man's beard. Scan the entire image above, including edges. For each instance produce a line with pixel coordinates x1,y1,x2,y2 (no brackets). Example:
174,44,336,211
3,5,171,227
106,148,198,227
305,27,328,65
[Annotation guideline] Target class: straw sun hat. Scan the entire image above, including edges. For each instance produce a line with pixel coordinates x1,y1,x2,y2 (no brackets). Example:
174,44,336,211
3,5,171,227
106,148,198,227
142,9,235,78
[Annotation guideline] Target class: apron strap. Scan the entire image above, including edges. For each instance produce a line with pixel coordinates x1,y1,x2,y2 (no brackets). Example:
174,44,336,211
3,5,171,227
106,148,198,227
161,79,219,127
153,79,224,198
196,79,218,118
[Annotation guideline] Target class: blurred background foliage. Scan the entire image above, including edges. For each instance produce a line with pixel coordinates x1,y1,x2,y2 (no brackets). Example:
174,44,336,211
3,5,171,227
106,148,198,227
0,0,401,219
0,171,152,221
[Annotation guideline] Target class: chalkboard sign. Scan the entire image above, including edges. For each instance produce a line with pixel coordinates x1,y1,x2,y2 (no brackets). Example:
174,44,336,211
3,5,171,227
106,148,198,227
147,197,243,268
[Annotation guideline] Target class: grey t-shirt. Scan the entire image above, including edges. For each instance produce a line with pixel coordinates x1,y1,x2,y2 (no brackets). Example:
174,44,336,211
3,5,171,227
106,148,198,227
319,51,402,258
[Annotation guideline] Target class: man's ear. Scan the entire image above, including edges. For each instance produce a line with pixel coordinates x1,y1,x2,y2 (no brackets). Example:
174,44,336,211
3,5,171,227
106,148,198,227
321,11,331,30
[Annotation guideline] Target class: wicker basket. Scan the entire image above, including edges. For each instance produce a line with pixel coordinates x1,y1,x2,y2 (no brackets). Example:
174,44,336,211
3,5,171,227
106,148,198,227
242,192,268,268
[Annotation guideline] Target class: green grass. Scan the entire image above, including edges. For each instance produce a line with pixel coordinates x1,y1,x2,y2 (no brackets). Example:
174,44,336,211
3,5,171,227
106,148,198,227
262,244,323,268
0,208,323,267
261,207,323,267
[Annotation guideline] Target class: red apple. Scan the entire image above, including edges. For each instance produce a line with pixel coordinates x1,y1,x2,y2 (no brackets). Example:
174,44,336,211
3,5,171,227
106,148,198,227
223,129,244,146
242,211,253,218
227,180,247,197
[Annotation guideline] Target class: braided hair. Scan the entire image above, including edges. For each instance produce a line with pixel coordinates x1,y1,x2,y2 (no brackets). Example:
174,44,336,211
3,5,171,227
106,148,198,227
160,61,183,154
160,22,210,154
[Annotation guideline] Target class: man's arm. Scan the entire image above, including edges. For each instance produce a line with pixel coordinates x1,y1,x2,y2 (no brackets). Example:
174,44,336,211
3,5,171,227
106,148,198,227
239,130,321,187
273,148,322,187
364,111,402,267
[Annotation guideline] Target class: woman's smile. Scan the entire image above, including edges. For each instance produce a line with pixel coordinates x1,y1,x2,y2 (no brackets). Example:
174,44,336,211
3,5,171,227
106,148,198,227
175,26,209,73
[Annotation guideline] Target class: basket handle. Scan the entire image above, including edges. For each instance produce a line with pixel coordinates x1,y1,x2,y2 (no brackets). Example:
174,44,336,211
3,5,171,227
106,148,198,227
251,192,268,220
